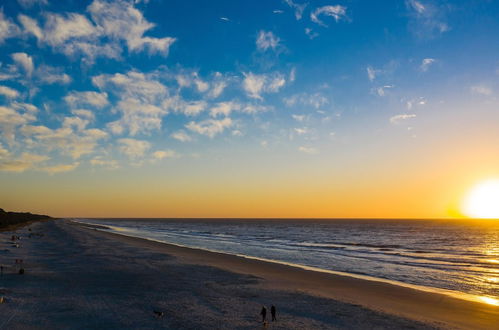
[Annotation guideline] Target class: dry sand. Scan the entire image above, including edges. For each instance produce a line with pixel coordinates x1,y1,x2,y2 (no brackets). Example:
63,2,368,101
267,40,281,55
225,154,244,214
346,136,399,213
0,220,497,329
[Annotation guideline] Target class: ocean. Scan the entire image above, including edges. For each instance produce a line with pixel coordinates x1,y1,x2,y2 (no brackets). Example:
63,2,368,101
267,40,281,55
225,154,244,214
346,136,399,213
75,218,499,303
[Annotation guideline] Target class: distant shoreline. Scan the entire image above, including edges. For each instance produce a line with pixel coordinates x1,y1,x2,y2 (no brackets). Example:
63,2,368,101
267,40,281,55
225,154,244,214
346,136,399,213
71,219,499,329
0,208,53,232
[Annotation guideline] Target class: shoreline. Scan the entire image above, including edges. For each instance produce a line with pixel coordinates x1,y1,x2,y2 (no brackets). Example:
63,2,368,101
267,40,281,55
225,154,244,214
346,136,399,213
72,220,499,329
73,219,498,307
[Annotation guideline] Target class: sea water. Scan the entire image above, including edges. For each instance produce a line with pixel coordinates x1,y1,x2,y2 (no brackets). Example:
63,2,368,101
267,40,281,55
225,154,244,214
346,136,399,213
75,218,499,301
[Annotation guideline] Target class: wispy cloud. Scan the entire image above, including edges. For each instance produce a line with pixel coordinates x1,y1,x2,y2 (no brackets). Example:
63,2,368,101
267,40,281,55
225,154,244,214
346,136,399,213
40,162,79,174
298,146,318,154
0,152,48,172
93,70,168,135
283,92,328,109
256,30,281,52
406,0,449,39
12,52,34,77
152,150,177,160
470,85,492,96
304,28,319,39
118,138,150,158
18,0,176,63
283,0,308,20
0,10,20,44
65,91,109,108
90,157,119,169
310,5,347,27
367,66,378,82
0,86,20,99
420,58,436,72
186,118,232,138
242,72,287,99
390,113,416,125
171,130,192,142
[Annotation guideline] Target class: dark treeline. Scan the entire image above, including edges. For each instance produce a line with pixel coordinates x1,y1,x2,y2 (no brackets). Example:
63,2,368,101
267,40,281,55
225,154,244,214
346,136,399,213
0,208,52,229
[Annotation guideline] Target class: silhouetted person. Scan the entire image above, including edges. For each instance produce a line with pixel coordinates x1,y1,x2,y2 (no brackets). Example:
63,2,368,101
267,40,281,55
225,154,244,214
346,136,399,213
271,305,276,321
260,306,267,322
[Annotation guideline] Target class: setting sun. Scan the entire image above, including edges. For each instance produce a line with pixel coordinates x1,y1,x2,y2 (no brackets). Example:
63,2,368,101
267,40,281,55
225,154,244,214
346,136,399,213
463,180,499,219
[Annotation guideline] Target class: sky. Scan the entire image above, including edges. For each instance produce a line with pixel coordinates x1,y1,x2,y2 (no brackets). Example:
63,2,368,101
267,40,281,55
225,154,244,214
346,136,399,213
1,0,499,218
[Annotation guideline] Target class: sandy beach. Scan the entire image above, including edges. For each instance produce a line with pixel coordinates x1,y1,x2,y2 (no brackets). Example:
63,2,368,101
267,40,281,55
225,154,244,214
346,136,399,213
0,220,497,329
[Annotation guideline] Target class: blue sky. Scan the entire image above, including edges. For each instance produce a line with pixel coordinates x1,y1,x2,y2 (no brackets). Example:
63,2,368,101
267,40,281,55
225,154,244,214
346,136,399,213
1,0,499,217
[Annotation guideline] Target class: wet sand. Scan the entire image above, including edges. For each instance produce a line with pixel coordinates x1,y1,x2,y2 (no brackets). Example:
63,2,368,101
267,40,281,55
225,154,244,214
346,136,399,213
0,220,497,329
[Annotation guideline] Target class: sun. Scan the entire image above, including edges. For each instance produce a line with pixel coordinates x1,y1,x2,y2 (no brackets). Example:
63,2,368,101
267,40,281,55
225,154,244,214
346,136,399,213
463,179,499,219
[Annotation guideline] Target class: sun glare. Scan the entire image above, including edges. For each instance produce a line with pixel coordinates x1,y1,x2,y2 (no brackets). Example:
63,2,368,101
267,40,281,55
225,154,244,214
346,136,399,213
463,180,499,219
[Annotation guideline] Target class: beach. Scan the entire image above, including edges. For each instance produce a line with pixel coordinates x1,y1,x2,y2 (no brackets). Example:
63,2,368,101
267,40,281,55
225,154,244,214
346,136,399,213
0,220,497,329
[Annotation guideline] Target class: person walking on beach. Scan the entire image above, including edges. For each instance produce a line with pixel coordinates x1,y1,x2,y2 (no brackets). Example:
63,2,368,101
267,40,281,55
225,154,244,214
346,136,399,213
271,305,276,321
260,306,267,323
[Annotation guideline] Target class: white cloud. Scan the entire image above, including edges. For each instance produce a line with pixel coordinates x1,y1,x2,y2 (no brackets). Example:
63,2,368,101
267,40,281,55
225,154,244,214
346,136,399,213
18,14,43,40
470,85,492,96
152,150,177,160
406,0,449,39
0,105,36,142
367,66,377,82
63,116,90,131
114,98,165,135
241,104,272,114
27,125,108,159
256,30,280,51
390,113,416,125
12,102,37,113
194,76,209,93
65,91,109,108
305,28,319,39
44,12,99,46
407,0,426,14
186,118,232,138
87,0,176,55
162,96,206,117
18,12,119,63
284,0,307,20
71,109,95,121
0,86,20,99
18,0,175,62
283,92,328,109
311,5,347,27
12,53,34,78
294,127,308,135
0,142,10,159
0,10,20,44
171,130,192,142
36,65,72,85
118,138,150,158
292,114,305,122
90,157,119,169
242,73,265,99
210,101,240,117
40,162,79,174
242,72,287,99
208,80,228,99
93,70,167,103
298,146,318,154
93,70,169,135
374,85,394,97
0,152,48,172
420,58,435,72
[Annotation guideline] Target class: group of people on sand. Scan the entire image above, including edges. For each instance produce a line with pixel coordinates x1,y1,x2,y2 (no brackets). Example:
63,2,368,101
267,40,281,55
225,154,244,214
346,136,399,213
260,305,276,324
